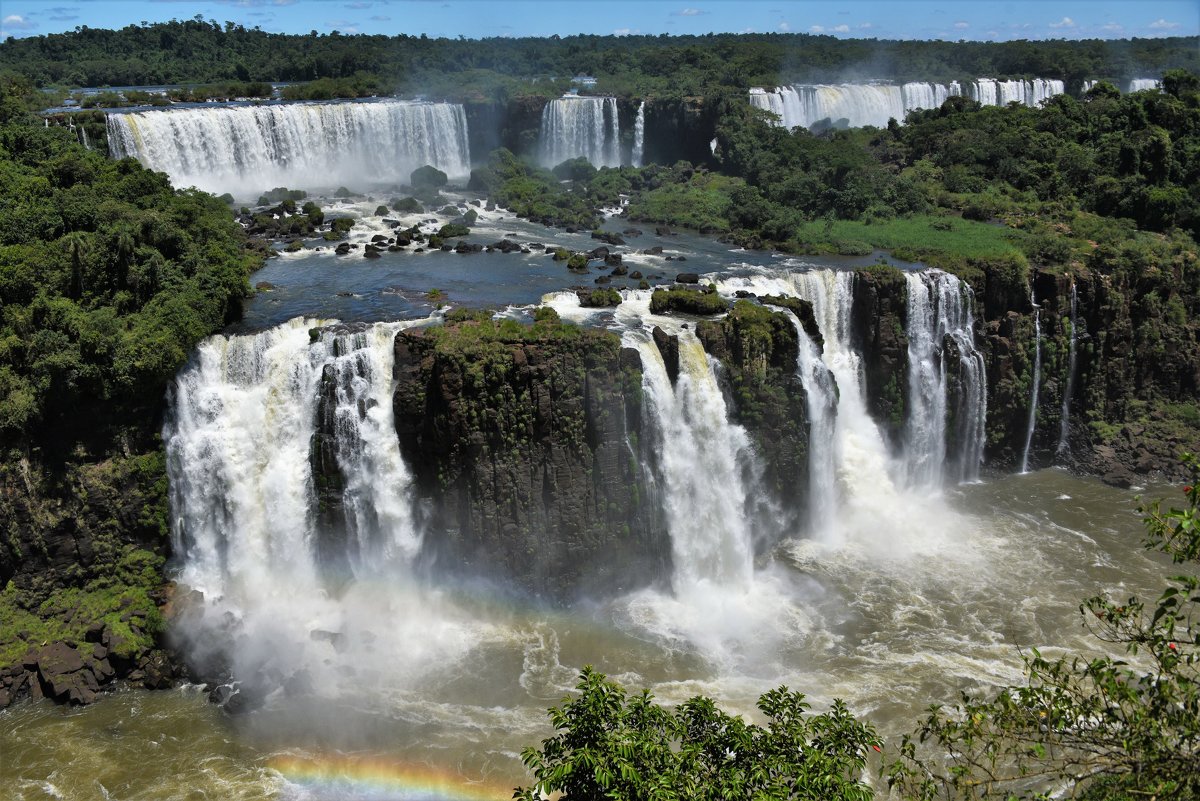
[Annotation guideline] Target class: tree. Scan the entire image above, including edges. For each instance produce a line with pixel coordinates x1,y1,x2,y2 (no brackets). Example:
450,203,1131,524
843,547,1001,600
889,455,1200,800
514,666,881,800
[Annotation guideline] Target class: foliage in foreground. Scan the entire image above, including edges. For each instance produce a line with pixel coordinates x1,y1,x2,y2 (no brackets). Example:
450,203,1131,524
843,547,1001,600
514,666,880,801
889,456,1200,800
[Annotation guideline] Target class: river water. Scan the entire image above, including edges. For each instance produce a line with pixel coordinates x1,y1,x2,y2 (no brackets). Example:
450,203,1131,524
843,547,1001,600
0,193,1176,800
2,471,1171,800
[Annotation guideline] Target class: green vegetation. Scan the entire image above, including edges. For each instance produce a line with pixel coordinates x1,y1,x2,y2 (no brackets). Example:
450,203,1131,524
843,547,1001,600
469,149,602,230
515,666,879,801
649,285,730,316
0,545,163,665
1,20,1195,101
0,76,257,675
625,170,739,233
578,288,622,308
410,164,448,190
0,82,256,453
890,457,1200,800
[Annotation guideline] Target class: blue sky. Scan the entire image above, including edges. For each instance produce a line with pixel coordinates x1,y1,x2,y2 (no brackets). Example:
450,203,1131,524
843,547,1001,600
2,0,1197,41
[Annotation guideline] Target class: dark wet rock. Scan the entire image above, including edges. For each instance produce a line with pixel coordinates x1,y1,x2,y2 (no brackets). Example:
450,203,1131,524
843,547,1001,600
675,273,700,284
591,231,626,246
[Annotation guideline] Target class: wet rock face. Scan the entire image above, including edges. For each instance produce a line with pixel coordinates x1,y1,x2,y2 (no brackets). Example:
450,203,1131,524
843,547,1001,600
850,267,909,445
391,322,669,602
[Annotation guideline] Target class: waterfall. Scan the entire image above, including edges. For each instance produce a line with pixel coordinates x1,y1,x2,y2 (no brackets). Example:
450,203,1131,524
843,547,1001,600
635,330,755,593
1128,78,1161,92
751,79,1065,129
164,317,422,599
106,99,472,198
1057,282,1078,456
904,271,988,486
632,101,645,168
1019,290,1042,474
539,95,621,169
790,271,899,504
773,308,839,541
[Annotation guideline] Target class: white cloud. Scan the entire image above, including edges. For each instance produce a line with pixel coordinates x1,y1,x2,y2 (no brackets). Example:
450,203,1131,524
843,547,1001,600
1101,22,1123,32
613,27,638,35
741,27,756,33
953,21,968,29
1,14,35,29
808,24,823,33
832,24,849,33
1148,18,1180,30
777,21,790,31
985,30,999,37
858,22,872,29
676,7,703,15
1048,16,1075,29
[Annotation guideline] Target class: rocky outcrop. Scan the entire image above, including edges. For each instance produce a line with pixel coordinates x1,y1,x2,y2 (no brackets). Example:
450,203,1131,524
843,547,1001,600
696,301,809,522
851,266,909,445
972,245,1200,481
0,453,177,709
391,312,668,600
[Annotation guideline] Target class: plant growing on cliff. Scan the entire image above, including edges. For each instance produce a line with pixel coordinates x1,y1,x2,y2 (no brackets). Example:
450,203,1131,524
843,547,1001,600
889,455,1200,800
515,666,880,801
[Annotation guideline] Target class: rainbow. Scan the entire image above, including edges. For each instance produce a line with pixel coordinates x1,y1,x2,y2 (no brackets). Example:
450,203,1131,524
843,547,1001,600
270,754,515,800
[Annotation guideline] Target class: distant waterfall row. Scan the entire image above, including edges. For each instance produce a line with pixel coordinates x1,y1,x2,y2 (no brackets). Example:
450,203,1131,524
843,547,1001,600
750,78,1067,129
107,100,472,198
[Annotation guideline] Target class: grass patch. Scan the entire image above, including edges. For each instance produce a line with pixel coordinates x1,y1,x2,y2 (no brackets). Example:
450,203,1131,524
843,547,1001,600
791,215,1026,264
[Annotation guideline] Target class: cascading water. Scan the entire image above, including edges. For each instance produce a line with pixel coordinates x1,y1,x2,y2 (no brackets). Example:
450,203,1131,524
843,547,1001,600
904,271,987,486
1020,289,1042,473
1128,78,1161,92
632,101,645,168
539,95,621,169
750,79,1064,129
1057,282,1078,456
773,307,839,540
106,99,472,197
163,315,483,697
634,330,756,593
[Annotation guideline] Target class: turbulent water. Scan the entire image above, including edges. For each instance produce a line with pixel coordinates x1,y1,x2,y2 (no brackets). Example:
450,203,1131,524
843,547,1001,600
539,95,621,168
750,78,1065,128
1,254,1175,799
106,99,472,197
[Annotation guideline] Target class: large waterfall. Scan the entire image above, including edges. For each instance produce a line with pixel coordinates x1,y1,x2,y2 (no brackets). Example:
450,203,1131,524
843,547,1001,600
751,78,1065,129
904,271,987,485
634,331,756,594
774,307,839,540
539,95,621,169
107,99,472,198
162,316,489,696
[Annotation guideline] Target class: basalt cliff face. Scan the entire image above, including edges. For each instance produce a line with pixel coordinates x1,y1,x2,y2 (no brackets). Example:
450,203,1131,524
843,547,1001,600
387,319,668,600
